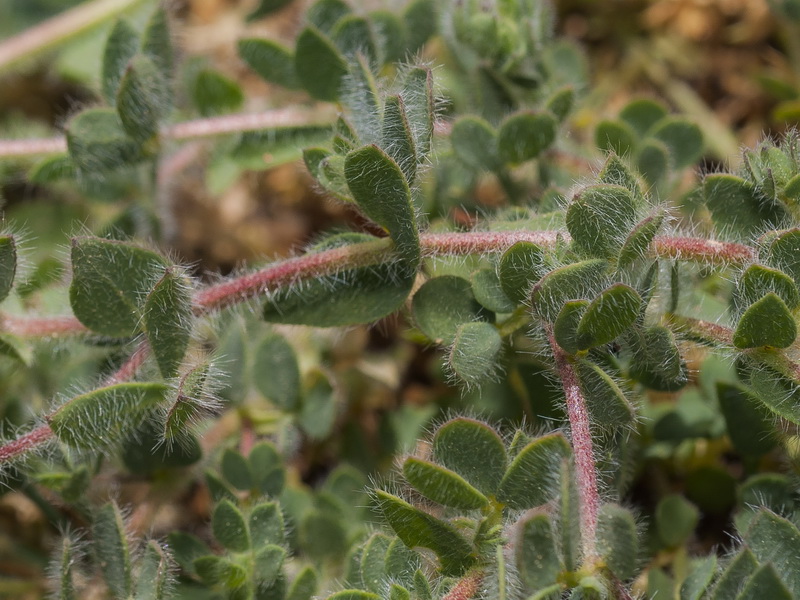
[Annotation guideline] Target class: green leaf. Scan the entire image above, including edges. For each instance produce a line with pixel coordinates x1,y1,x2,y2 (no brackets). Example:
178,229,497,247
370,10,406,64
679,556,717,600
254,334,301,411
554,300,589,355
385,538,420,585
742,509,800,596
497,111,557,164
49,383,168,449
263,261,414,327
307,0,351,33
163,363,213,446
739,473,795,515
247,0,293,20
498,241,546,305
374,490,475,576
618,213,664,268
300,512,348,561
448,321,503,386
595,119,636,156
221,449,252,491
141,8,173,79
93,503,132,598
69,237,167,337
717,382,775,456
516,511,562,591
191,68,244,116
705,174,785,239
328,592,380,600
598,154,644,199
360,533,391,593
248,441,285,497
629,325,688,391
55,537,77,600
143,268,192,379
710,549,758,600
66,108,141,173
766,228,800,284
650,117,703,169
546,86,575,122
134,541,170,600
295,26,348,101
102,19,139,105
254,544,286,587
389,585,411,600
121,420,201,474
205,470,236,503
287,566,318,600
432,418,507,495
637,138,670,184
330,15,378,63
737,564,793,600
412,276,486,344
382,95,417,184
575,359,634,427
403,0,437,52
471,268,516,313
737,264,800,310
574,283,641,350
497,433,571,510
0,236,17,304
596,504,639,581
193,555,247,588
250,502,284,548
212,499,250,552
238,38,300,89
401,67,434,158
531,259,609,322
298,370,337,440
733,293,797,348
451,116,501,171
655,495,699,548
619,98,668,137
566,184,641,258
403,457,489,509
116,54,171,144
345,145,420,261
28,154,76,183
166,531,210,576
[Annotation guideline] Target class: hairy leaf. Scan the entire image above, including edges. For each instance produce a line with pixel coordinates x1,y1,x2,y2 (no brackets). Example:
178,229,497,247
497,433,571,510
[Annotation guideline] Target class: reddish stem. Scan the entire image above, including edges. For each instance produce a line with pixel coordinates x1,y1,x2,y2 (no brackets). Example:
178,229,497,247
442,572,483,600
0,425,53,464
103,341,151,386
547,327,599,562
651,235,755,265
1,314,87,337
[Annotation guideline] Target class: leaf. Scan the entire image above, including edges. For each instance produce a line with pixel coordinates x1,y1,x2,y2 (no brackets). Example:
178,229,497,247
619,98,668,137
403,457,489,509
546,86,575,122
193,555,247,588
679,556,717,600
247,0,294,21
55,537,77,600
295,26,348,101
190,69,244,116
737,564,793,600
121,420,201,474
382,95,417,184
93,503,132,598
497,111,557,164
253,544,286,587
574,283,641,350
66,108,141,173
516,511,562,591
566,184,641,258
737,264,800,310
344,145,420,261
221,449,252,491
102,19,139,105
163,363,214,446
116,54,170,144
767,228,800,284
166,531,210,576
704,174,785,239
28,154,76,183
403,0,437,52
250,502,284,548
360,533,391,593
448,321,503,386
238,38,300,89
595,119,636,156
531,259,609,322
716,382,776,456
498,241,547,305
287,566,318,600
733,293,797,349
374,490,475,576
554,300,589,355
432,418,507,495
650,117,703,168
212,499,250,552
629,325,688,391
710,549,758,600
69,237,167,337
330,15,378,63
231,124,333,169
655,495,699,548
575,360,635,427
598,154,644,199
329,592,380,600
253,334,301,411
618,213,664,268
596,504,639,581
298,370,337,440
741,509,800,596
307,0,351,33
637,138,670,184
0,236,17,304
141,7,173,79
413,277,489,344
134,541,170,600
471,268,516,313
451,116,501,171
143,268,192,379
370,10,406,64
401,67,434,158
49,383,168,449
248,441,285,497
497,433,571,510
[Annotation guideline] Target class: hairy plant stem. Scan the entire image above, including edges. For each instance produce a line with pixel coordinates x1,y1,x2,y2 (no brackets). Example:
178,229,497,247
0,231,764,463
0,0,145,73
547,327,599,563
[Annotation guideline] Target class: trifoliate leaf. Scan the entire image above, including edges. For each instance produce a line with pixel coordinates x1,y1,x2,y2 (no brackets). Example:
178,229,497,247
650,117,703,168
497,111,557,164
432,418,507,495
619,98,668,137
253,334,300,411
